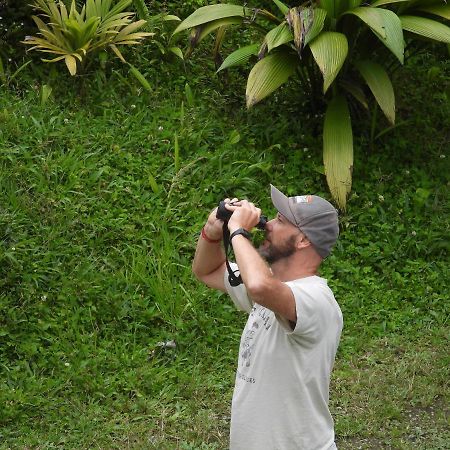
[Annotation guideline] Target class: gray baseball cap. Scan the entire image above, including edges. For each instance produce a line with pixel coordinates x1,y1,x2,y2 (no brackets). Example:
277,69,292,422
270,184,339,258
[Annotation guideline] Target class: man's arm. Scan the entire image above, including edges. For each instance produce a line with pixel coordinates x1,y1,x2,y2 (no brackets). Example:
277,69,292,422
192,204,231,292
227,201,297,324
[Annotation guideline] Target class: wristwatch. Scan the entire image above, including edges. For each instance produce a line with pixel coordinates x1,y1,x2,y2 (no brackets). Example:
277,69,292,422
230,228,252,242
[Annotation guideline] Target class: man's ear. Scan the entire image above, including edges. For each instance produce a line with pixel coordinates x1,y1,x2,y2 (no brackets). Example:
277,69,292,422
295,234,312,250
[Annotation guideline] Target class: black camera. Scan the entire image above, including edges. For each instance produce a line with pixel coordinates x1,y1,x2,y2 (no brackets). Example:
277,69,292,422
216,201,267,230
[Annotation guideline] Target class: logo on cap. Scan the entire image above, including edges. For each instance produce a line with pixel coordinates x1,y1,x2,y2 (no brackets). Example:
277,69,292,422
292,195,312,204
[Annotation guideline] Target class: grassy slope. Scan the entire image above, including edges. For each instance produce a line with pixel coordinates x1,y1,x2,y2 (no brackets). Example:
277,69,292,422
0,53,449,448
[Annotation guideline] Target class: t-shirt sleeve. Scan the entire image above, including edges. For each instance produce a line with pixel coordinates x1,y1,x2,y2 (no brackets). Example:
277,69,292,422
277,280,331,341
223,262,254,313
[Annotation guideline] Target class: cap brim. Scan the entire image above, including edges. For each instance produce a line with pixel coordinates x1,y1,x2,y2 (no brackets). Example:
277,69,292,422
270,185,297,226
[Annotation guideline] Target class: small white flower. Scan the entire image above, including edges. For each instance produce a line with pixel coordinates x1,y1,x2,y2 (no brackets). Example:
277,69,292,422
158,125,163,131
307,155,311,158
405,170,410,175
8,58,12,62
440,154,445,159
64,118,69,123
378,194,384,202
411,231,417,236
11,247,15,251
64,362,70,367
303,147,308,152
130,104,136,109
21,115,25,119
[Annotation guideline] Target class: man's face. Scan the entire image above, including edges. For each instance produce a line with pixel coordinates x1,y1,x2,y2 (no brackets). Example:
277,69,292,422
258,213,302,264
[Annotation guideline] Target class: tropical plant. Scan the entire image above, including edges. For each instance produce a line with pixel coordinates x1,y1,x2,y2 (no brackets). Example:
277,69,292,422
23,0,153,75
174,0,450,208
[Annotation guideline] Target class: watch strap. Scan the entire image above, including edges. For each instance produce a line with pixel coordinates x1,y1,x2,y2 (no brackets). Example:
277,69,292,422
229,228,252,242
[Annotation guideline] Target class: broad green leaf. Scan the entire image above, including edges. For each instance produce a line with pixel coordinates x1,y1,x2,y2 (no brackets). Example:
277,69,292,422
217,44,259,72
246,52,298,107
173,4,249,34
310,32,348,93
323,94,353,209
273,0,289,15
64,54,77,75
346,7,404,64
318,0,337,18
339,80,369,109
371,0,408,7
401,16,450,43
265,23,293,52
129,64,152,91
196,17,243,45
418,5,450,21
355,60,395,124
348,0,364,8
304,8,327,47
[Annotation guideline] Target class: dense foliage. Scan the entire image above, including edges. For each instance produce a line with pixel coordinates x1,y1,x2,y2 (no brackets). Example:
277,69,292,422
0,0,449,448
174,0,450,208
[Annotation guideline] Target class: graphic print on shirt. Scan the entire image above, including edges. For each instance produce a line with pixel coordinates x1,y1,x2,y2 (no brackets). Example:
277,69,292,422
238,305,274,381
241,321,258,367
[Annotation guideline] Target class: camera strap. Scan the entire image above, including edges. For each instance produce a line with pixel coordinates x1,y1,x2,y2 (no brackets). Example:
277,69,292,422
222,222,243,286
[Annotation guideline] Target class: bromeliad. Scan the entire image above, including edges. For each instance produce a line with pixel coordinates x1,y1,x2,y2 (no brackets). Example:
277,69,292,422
23,0,153,75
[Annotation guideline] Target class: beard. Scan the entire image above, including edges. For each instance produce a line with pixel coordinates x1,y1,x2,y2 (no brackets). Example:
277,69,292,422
258,234,297,264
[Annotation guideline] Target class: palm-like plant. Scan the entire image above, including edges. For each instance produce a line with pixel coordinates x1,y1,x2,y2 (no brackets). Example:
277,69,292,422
174,0,450,208
23,0,153,75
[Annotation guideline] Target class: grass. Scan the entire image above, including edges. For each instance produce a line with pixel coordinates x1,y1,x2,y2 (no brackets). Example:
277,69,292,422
0,50,449,448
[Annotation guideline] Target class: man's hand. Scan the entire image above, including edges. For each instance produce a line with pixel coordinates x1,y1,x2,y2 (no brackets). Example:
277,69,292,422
203,198,239,241
227,200,262,234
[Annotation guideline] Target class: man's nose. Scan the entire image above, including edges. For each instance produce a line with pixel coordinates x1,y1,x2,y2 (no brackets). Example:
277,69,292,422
265,220,274,231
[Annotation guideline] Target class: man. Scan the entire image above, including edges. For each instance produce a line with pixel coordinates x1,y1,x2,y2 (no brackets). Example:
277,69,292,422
192,185,343,450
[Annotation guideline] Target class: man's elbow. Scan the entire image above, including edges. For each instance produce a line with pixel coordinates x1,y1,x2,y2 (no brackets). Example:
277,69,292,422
246,279,270,302
192,262,213,285
192,262,205,283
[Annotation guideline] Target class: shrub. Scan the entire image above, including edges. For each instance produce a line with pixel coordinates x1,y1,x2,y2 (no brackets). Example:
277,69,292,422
174,0,450,208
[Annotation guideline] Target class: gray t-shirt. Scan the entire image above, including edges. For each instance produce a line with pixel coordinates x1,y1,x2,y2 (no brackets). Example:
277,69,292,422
224,263,343,450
